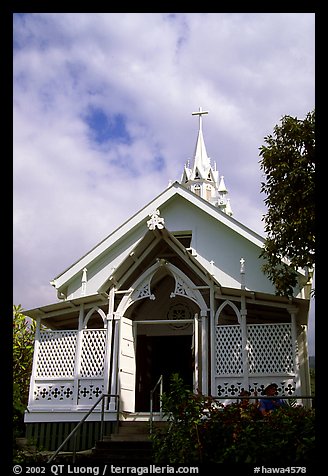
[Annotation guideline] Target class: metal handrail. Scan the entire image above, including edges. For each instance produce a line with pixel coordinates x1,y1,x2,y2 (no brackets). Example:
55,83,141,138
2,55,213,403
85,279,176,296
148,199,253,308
47,393,119,463
149,375,163,434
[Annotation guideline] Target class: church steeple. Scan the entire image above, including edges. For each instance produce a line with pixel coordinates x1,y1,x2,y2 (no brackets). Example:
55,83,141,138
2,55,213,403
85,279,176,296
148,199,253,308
180,107,233,216
191,107,210,176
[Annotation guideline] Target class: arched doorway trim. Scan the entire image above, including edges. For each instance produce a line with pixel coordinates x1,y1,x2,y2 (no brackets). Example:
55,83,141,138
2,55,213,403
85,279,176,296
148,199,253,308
116,260,208,316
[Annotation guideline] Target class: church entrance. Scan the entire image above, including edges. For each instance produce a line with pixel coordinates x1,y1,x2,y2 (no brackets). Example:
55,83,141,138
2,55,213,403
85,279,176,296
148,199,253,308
135,334,193,412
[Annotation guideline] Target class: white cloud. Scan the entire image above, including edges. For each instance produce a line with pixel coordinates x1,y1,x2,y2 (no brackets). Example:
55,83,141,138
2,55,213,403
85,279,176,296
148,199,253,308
13,13,315,354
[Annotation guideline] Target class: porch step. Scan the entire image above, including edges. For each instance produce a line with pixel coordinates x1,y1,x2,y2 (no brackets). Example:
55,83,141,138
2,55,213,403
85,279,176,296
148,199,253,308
92,440,153,463
117,421,151,435
91,420,168,463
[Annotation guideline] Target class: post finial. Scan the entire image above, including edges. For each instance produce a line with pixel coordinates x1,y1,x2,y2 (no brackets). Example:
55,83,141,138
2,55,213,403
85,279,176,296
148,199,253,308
240,257,246,290
240,257,245,274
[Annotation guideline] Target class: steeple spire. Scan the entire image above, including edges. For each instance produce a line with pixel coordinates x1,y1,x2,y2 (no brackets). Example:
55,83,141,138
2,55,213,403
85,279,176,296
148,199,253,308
180,107,233,216
191,107,210,176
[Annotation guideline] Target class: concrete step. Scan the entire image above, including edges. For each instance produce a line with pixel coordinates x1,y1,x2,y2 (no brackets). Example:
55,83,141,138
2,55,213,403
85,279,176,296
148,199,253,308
103,420,168,442
90,420,169,462
118,421,150,434
92,440,154,463
110,433,151,442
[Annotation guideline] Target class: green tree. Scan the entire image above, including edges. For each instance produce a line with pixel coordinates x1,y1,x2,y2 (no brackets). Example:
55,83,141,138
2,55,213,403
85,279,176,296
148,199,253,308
259,110,315,296
13,304,36,436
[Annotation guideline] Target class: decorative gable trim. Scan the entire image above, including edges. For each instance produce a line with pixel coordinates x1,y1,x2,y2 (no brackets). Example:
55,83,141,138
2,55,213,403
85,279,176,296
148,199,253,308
116,260,208,317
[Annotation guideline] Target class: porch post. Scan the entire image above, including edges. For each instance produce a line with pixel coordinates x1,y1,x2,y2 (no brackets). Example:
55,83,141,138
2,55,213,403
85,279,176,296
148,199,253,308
240,258,249,392
193,313,199,393
240,301,249,392
72,303,84,407
210,292,217,398
298,325,312,407
209,281,215,396
288,306,301,395
200,309,208,395
109,312,121,411
105,287,116,411
27,316,41,408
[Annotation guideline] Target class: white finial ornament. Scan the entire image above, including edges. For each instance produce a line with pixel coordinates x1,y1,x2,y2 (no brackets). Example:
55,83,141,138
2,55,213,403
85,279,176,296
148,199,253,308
240,257,246,289
147,209,165,230
81,267,87,296
240,257,245,273
225,198,233,216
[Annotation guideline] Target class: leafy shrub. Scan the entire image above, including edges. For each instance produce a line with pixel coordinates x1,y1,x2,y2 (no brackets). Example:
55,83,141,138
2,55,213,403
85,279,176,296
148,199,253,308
13,305,36,438
151,374,315,464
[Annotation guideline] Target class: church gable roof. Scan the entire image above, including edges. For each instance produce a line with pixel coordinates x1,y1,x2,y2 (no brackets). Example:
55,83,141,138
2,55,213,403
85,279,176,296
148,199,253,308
51,181,265,296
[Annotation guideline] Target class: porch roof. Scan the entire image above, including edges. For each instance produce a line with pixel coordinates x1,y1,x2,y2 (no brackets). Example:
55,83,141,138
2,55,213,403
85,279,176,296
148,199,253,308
216,286,310,325
23,294,108,329
23,283,309,329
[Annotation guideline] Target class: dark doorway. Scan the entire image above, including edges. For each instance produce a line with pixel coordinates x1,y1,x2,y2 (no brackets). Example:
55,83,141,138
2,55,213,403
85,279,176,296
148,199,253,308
135,335,193,412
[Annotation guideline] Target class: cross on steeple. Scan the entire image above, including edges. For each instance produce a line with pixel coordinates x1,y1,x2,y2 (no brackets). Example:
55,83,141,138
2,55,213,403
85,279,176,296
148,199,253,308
192,106,208,131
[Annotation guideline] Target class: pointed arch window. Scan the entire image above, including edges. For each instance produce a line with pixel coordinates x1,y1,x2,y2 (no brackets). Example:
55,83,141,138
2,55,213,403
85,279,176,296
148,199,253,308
206,185,212,201
194,184,201,196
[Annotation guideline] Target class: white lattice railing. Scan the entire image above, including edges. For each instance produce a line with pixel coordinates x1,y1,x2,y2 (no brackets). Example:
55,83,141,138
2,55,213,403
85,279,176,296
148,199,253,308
80,330,107,377
214,323,296,399
36,331,77,378
32,329,107,408
215,325,243,375
248,323,294,374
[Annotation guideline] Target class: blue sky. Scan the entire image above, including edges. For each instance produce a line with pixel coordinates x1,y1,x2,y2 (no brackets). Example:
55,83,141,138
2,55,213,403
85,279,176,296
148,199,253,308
13,13,315,354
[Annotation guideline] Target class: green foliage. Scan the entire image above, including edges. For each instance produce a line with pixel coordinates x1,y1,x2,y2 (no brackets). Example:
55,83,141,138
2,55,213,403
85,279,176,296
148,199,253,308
13,304,36,437
259,110,315,297
152,374,315,464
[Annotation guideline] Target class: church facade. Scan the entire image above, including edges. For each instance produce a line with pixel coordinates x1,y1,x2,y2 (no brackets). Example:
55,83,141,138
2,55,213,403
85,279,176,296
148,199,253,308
23,108,313,450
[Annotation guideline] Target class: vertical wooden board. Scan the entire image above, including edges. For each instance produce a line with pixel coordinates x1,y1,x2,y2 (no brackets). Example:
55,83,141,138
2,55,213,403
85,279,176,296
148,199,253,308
119,317,136,412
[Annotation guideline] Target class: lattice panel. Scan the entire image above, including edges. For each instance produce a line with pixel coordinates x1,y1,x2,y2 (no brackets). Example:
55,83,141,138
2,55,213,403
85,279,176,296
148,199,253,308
248,324,294,374
36,331,77,378
80,330,107,378
215,325,243,375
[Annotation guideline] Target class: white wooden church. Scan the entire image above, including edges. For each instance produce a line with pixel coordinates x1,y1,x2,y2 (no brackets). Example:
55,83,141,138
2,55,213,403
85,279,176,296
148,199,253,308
24,108,312,450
